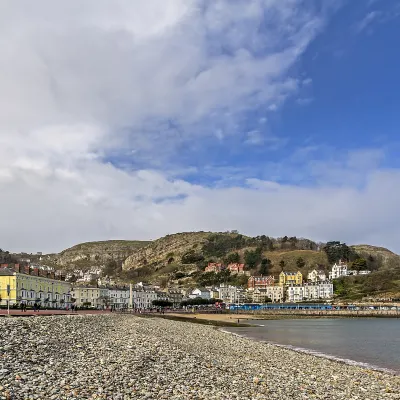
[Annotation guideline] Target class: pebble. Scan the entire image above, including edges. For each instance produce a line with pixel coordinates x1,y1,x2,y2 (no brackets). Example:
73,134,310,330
0,315,399,399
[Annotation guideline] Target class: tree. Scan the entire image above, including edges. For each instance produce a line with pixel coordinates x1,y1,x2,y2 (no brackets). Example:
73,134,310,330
103,260,120,277
289,236,298,250
323,241,359,264
224,252,240,264
296,257,306,269
279,260,285,270
244,249,262,269
152,300,173,307
263,297,272,303
259,258,271,275
351,258,367,271
181,250,204,264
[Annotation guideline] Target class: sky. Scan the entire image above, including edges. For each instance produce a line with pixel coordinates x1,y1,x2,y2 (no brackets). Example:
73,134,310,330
1,0,400,254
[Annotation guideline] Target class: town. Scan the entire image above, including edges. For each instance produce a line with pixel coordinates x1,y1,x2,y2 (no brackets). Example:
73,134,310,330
0,260,372,311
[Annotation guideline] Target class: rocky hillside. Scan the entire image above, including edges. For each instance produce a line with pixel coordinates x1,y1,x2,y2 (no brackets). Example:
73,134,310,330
118,233,400,296
8,232,399,298
42,240,150,271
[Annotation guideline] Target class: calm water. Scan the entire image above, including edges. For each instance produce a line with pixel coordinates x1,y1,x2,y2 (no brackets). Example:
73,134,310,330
227,318,400,374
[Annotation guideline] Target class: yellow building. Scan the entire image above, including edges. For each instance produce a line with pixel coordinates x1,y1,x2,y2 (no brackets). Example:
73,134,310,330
0,268,72,308
279,271,303,286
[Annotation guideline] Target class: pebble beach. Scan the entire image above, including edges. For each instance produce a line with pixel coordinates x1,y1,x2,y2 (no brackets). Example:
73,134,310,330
0,315,399,400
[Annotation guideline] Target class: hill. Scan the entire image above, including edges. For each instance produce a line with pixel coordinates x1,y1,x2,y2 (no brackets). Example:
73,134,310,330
119,233,400,297
41,240,150,271
6,232,400,299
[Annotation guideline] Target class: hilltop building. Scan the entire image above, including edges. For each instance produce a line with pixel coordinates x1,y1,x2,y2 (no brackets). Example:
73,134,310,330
227,263,249,275
329,261,348,279
205,263,224,273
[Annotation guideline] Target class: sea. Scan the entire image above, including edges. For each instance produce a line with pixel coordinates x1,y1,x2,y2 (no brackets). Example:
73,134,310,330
226,318,400,374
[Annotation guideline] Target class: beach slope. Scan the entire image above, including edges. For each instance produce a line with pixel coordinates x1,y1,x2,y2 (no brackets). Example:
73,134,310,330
0,315,399,399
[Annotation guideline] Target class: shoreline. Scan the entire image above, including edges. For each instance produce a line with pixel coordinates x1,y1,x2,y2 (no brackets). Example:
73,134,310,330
1,314,399,399
150,311,399,326
220,328,400,377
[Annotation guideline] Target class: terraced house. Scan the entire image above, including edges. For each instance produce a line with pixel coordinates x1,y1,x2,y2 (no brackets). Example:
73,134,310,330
0,266,71,308
70,286,110,309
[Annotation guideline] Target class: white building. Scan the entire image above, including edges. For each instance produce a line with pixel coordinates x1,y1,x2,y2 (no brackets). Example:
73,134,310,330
286,282,334,302
132,289,158,309
249,286,284,303
108,287,130,309
329,261,348,280
189,288,211,300
307,269,326,283
218,284,246,304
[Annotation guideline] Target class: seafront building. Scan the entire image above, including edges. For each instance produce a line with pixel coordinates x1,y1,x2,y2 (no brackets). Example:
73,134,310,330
218,284,246,304
0,266,72,308
249,286,284,303
108,287,130,309
132,288,158,309
189,288,211,300
286,282,334,302
70,286,110,308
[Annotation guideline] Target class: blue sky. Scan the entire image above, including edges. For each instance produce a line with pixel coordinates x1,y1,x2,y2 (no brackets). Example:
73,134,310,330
1,0,400,253
170,0,400,186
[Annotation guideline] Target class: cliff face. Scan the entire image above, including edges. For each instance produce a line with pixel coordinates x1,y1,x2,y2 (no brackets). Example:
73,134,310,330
43,240,150,271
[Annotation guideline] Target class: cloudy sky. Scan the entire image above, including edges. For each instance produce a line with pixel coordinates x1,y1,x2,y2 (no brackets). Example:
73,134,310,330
1,0,400,253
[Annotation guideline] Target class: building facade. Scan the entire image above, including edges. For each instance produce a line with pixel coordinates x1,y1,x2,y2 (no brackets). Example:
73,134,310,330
279,271,303,286
189,288,211,300
329,261,348,280
249,286,284,303
286,282,334,302
205,263,224,273
132,289,158,309
108,287,130,309
0,267,72,308
247,275,275,290
70,286,110,308
227,263,247,275
307,269,326,283
218,284,245,304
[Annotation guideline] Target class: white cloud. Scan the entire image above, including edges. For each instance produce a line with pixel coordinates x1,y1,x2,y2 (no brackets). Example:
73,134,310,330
354,11,382,33
5,1,400,255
